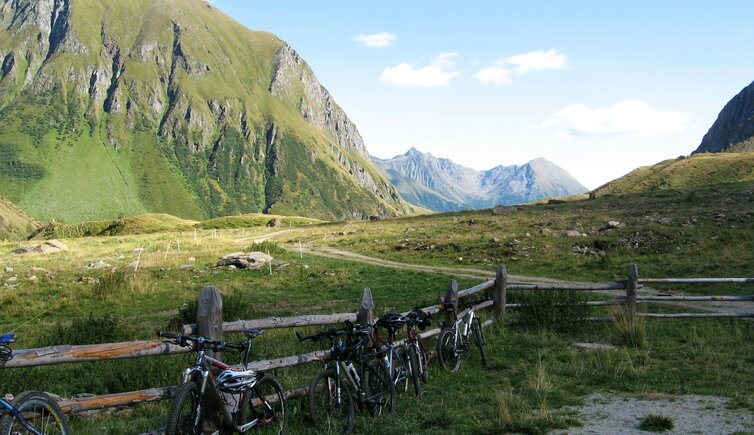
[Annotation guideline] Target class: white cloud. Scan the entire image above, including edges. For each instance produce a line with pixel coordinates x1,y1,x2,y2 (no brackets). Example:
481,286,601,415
354,32,397,48
475,49,567,86
380,52,462,88
505,49,568,73
475,66,513,85
544,99,690,136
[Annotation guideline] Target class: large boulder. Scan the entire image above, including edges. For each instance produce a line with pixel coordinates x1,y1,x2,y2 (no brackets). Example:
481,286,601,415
12,239,68,254
217,252,273,269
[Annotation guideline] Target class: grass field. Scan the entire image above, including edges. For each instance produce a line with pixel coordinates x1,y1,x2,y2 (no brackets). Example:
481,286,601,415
0,181,753,433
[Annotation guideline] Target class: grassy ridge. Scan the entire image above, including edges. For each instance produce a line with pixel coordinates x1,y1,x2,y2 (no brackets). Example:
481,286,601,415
0,194,37,240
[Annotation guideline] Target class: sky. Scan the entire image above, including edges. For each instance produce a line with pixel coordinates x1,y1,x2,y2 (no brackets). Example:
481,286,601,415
209,1,754,189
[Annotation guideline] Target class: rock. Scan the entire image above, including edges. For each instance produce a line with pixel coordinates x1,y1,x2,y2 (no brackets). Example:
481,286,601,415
12,239,68,255
492,205,517,215
404,227,416,234
266,218,282,227
86,260,111,270
30,267,48,272
4,267,13,273
187,257,196,262
598,221,622,231
217,252,273,269
6,276,17,283
77,276,98,285
492,237,500,243
573,342,616,350
565,230,582,237
28,276,38,283
180,264,195,269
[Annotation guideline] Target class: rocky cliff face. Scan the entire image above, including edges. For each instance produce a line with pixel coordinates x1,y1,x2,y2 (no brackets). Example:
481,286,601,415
373,148,587,212
0,0,415,222
694,80,754,154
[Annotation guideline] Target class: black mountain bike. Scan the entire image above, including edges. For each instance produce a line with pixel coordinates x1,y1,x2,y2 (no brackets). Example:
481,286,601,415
298,322,395,434
158,330,287,434
0,333,72,435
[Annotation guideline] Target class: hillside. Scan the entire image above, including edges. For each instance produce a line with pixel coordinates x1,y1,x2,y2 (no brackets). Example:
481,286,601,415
0,194,36,239
0,0,415,223
594,152,754,196
373,148,587,211
694,80,754,153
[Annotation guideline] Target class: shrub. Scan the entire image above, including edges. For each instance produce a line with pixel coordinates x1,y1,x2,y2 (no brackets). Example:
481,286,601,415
42,313,133,346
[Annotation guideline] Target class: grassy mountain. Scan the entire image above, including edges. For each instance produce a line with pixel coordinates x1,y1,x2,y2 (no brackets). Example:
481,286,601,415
0,0,416,223
594,152,754,196
0,194,36,239
693,79,754,153
373,148,587,212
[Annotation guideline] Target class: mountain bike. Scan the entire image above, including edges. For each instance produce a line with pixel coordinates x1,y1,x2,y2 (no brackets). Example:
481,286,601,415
0,333,72,435
157,330,287,435
298,322,395,434
373,313,411,393
436,298,488,372
403,309,432,395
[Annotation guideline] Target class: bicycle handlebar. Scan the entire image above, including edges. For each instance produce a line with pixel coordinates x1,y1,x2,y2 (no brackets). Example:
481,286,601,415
156,331,246,352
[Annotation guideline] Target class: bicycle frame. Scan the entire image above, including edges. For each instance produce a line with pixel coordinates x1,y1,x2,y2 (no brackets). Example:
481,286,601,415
405,327,428,376
0,398,42,435
449,307,477,355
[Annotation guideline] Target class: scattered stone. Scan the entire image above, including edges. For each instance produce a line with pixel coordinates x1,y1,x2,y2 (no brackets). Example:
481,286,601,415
12,240,68,255
6,276,17,283
217,252,273,269
266,218,282,227
491,205,517,215
573,342,617,350
565,230,582,237
187,257,196,262
4,267,13,273
30,267,48,273
404,227,416,234
598,221,623,231
86,260,111,270
491,237,500,243
571,245,606,256
77,276,98,285
179,264,195,269
28,276,38,283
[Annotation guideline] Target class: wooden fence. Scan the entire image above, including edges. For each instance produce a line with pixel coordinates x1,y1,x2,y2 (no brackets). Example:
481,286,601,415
2,263,752,415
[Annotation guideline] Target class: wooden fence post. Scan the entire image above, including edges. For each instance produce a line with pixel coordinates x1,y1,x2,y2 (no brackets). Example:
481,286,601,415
494,265,508,323
626,264,638,316
358,288,376,346
197,286,223,359
443,280,459,329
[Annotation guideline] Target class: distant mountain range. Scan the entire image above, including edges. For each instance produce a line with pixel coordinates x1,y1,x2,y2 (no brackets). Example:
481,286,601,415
372,148,587,212
694,80,754,154
0,0,416,223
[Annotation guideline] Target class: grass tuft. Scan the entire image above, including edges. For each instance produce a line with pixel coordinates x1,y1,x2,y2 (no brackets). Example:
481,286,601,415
611,306,646,348
638,413,674,432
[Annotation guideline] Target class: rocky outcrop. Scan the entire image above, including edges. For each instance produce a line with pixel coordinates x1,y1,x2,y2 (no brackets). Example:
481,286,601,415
373,148,587,212
694,80,754,153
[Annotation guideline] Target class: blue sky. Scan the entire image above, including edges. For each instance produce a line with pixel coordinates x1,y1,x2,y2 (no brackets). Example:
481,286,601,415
210,1,754,188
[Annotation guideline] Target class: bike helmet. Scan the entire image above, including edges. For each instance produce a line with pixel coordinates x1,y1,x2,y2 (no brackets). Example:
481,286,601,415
216,369,259,393
377,312,406,330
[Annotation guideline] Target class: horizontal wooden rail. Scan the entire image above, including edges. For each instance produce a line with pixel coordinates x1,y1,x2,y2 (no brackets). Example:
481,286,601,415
4,340,189,369
622,295,754,302
457,279,495,298
636,278,754,284
182,312,359,335
508,283,627,291
639,312,754,319
58,387,175,415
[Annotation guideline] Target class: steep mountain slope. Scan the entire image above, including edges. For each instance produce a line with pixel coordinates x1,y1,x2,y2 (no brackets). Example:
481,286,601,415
0,0,415,222
0,194,37,240
373,148,587,211
694,80,754,153
594,152,754,195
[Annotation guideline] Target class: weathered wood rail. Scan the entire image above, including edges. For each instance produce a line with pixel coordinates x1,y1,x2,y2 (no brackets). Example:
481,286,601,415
3,263,752,415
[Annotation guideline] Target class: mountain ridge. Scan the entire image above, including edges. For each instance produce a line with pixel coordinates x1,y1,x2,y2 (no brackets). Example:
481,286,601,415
372,148,587,212
693,80,754,154
0,0,416,222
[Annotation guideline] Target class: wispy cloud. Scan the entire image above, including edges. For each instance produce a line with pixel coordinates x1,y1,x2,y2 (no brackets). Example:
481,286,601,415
380,52,462,88
354,32,397,48
544,99,690,136
476,49,568,86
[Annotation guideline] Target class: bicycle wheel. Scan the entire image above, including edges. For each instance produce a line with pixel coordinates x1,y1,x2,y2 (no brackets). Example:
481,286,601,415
393,348,410,393
363,359,396,418
307,369,354,434
472,318,488,368
419,343,430,383
238,375,288,434
166,381,201,435
0,391,71,435
437,329,462,372
407,345,422,396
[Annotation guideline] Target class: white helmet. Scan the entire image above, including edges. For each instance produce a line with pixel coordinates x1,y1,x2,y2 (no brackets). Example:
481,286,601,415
216,369,258,393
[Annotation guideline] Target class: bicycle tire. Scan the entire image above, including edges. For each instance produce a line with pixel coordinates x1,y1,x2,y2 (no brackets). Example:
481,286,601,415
0,391,71,435
166,381,201,435
407,345,422,396
472,318,488,368
307,369,354,434
237,375,288,434
437,329,462,372
393,348,410,393
363,359,396,418
419,343,429,383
